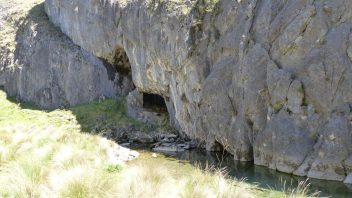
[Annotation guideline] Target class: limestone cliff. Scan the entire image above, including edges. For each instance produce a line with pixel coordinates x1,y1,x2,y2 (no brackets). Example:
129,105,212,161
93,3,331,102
0,0,133,108
1,0,352,182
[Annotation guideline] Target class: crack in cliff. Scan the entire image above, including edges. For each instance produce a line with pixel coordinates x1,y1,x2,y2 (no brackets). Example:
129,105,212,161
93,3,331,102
331,67,347,106
187,0,222,58
238,0,258,107
294,150,314,176
236,0,258,161
268,0,315,55
227,94,237,116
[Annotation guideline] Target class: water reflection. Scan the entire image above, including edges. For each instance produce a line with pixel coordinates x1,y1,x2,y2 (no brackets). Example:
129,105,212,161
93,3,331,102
165,150,352,198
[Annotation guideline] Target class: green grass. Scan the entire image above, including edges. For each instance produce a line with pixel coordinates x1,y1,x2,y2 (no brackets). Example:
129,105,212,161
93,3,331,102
70,98,146,133
0,90,123,197
0,89,317,197
117,152,255,198
69,97,174,135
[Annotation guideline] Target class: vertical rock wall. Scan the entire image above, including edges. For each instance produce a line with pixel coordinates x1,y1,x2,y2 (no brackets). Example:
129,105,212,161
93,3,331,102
0,2,134,108
3,0,351,182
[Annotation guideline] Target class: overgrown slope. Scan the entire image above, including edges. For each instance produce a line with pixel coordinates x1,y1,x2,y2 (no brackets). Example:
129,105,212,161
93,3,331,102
0,89,134,197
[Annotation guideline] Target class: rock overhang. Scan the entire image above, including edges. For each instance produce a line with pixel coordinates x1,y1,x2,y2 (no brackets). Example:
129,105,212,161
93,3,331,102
4,0,350,182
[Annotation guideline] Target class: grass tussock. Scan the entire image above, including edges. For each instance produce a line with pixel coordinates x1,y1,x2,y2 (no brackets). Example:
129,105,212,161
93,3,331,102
116,153,319,198
267,178,320,198
0,90,122,197
0,88,318,198
0,88,260,198
117,154,255,198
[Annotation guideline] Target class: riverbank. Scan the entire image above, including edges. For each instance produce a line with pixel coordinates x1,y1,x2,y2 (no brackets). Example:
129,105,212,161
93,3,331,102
0,89,316,197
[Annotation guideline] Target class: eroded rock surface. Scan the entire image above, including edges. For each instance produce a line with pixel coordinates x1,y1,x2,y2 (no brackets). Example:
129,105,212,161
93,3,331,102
42,0,352,181
1,0,352,181
0,0,133,108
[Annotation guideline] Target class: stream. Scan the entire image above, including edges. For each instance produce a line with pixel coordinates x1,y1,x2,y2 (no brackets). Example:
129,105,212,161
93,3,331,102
133,146,352,198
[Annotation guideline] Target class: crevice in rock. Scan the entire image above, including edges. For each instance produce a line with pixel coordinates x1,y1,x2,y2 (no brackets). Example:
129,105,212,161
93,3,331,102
214,140,225,152
227,94,237,116
112,47,132,76
206,139,224,152
331,67,347,106
342,158,349,177
187,0,222,58
100,58,118,82
102,47,132,81
246,117,255,145
101,47,135,96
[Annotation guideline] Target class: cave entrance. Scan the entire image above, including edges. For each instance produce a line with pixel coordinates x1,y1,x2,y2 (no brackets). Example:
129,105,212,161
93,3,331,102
127,91,169,125
142,93,168,113
112,47,131,76
102,47,135,96
206,140,225,152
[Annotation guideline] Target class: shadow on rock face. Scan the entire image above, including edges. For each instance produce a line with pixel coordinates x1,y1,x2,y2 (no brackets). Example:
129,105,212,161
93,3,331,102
2,3,131,109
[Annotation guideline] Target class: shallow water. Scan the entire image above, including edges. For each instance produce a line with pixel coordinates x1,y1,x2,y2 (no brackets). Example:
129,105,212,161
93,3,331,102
172,150,352,198
133,146,352,198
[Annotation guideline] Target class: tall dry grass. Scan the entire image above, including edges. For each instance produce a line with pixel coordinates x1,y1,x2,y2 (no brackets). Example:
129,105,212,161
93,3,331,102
0,88,317,198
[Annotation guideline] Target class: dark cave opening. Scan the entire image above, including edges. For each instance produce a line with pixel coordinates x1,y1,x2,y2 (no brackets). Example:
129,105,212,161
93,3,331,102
100,47,132,82
210,140,225,152
142,93,168,113
112,47,131,76
101,47,136,96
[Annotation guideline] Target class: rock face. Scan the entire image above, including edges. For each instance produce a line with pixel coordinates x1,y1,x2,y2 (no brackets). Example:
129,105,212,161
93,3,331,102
1,0,352,182
0,1,133,108
43,0,352,181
